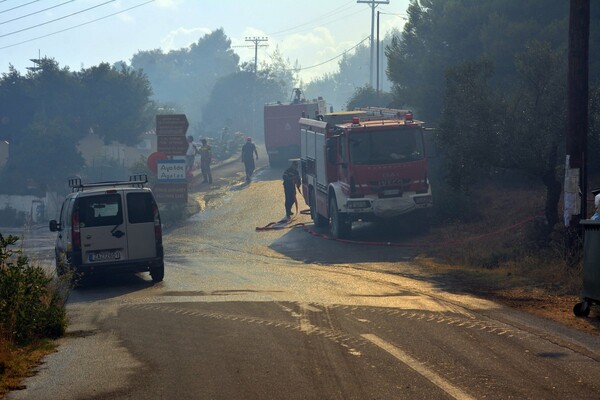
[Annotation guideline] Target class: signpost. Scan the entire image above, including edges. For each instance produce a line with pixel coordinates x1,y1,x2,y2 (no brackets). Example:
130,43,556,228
156,136,189,156
157,160,186,182
154,114,189,203
156,114,189,136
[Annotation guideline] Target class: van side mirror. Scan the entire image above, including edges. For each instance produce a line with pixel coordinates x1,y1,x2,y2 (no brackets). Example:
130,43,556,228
326,138,336,165
49,220,60,232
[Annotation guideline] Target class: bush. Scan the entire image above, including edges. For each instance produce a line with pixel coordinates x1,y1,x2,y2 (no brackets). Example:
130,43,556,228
0,234,68,345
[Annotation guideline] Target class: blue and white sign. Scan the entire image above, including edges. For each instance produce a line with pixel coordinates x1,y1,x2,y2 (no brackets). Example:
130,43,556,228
157,160,186,182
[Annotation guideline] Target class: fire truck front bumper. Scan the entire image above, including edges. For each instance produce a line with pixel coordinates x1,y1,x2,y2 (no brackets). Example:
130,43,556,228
344,194,432,219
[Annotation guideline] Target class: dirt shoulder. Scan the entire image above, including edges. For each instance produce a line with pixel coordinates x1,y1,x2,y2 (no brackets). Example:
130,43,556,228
414,255,600,338
486,288,600,337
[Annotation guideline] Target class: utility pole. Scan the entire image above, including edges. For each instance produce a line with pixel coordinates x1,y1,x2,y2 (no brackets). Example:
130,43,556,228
245,36,268,75
565,0,590,229
357,0,389,88
376,10,380,95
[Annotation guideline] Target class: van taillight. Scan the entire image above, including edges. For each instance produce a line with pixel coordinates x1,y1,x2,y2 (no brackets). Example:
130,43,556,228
153,204,162,241
72,210,81,248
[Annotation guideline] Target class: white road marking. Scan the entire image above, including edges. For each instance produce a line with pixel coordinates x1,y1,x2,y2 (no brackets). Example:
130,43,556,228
361,334,475,400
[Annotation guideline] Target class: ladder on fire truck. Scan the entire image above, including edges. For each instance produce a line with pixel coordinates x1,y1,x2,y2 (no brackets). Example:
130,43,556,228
354,107,413,120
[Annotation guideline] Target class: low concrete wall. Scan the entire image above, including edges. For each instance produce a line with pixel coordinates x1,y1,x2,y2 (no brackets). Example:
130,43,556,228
0,192,63,223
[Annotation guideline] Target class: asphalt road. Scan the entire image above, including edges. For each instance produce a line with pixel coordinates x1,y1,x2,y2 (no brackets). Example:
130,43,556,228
6,147,600,399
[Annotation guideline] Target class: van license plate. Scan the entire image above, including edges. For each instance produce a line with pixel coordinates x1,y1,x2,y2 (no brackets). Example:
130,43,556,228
88,250,121,262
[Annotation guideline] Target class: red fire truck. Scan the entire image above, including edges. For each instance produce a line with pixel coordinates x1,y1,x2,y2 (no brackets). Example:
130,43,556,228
264,88,326,166
299,108,433,238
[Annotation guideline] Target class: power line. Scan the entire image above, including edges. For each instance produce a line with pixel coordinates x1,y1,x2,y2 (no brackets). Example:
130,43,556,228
0,0,40,14
270,7,367,39
1,1,75,25
0,0,115,38
295,36,370,71
267,0,357,37
0,1,154,50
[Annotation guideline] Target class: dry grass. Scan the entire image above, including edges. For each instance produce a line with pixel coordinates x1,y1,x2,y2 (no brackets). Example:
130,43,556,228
0,336,56,398
416,181,600,336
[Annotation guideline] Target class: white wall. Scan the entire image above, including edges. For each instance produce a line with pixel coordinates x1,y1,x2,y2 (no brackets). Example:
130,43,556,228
0,192,63,223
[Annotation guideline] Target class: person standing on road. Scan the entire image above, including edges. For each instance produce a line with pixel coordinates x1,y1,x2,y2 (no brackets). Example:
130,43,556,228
282,160,301,221
199,138,213,184
185,135,197,175
241,137,258,183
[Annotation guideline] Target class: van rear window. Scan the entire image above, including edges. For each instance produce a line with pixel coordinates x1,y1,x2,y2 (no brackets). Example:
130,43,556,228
79,194,123,227
127,192,154,224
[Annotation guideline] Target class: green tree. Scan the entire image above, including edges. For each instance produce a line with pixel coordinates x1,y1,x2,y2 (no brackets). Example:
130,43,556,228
346,85,394,110
502,41,566,230
77,63,155,146
386,0,570,123
0,58,155,193
437,58,500,192
201,62,287,140
130,29,240,125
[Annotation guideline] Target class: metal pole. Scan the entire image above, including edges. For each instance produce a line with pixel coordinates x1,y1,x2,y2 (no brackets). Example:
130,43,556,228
376,10,380,95
358,1,389,88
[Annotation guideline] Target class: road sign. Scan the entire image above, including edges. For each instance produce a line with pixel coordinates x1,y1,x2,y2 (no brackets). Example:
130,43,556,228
156,114,189,136
153,182,188,203
157,135,189,156
157,160,186,182
147,151,168,173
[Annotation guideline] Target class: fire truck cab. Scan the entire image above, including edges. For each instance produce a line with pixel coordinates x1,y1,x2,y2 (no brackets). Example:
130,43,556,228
300,108,433,238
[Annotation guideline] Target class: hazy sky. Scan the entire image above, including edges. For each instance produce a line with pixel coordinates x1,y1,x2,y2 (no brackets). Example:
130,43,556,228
0,0,410,82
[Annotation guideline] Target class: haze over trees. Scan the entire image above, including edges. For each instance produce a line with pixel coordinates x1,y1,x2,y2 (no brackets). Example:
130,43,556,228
3,0,600,240
129,29,240,126
384,0,600,240
0,59,155,193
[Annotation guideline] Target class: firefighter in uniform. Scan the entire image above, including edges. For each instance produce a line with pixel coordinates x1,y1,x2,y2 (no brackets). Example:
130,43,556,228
199,138,213,184
282,160,301,220
241,137,258,183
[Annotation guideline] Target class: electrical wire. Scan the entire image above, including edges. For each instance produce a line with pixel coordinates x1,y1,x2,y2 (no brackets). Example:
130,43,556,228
273,7,368,39
0,0,40,15
0,0,154,50
0,0,115,38
295,35,370,71
1,0,75,25
267,0,357,37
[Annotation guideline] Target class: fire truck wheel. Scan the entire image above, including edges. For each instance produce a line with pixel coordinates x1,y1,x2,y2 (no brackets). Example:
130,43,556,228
311,189,328,227
329,197,351,239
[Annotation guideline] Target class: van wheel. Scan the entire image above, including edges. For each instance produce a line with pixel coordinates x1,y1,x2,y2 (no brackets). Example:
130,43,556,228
150,262,164,283
311,189,327,227
329,196,351,239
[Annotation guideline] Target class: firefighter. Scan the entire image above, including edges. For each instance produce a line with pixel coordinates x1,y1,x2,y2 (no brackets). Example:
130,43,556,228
199,138,213,184
282,160,301,221
185,135,197,175
241,137,258,183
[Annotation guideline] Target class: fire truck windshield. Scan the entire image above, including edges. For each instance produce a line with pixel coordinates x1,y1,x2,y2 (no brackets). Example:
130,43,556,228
348,128,424,165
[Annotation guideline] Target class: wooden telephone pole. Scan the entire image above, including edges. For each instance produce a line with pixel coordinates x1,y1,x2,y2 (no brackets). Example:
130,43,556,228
565,0,590,229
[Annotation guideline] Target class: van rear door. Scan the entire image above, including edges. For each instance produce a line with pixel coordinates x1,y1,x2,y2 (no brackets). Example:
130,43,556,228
79,192,129,265
125,191,157,260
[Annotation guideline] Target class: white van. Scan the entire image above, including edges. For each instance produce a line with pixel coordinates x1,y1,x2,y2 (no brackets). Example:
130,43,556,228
49,175,164,282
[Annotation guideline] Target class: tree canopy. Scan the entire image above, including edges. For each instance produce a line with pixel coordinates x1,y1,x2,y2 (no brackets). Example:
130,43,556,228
0,59,155,192
129,29,240,126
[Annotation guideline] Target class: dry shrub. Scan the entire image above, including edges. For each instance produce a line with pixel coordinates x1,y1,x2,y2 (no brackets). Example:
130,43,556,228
423,181,583,295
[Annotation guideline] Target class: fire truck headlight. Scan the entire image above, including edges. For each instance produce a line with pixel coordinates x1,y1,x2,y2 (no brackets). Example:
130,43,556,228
347,200,371,209
413,195,432,205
